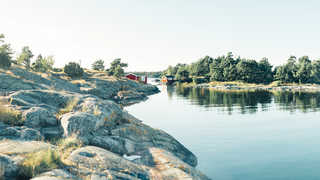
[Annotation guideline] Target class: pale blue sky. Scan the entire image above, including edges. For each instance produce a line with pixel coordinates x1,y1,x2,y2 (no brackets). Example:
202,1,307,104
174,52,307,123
1,0,319,71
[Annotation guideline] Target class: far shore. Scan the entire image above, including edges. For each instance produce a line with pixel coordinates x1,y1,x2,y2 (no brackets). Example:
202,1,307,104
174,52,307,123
173,81,320,92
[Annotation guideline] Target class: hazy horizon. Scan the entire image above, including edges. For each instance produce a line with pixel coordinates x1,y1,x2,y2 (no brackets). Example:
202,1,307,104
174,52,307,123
1,0,320,71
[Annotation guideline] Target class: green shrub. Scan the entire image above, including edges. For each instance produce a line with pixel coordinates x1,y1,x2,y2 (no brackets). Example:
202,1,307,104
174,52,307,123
57,97,79,117
19,148,61,179
63,62,84,78
52,68,62,72
32,55,54,72
0,99,24,126
0,34,12,69
0,54,11,69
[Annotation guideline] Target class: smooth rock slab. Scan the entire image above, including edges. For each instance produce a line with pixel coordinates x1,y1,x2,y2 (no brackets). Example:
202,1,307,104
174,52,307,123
31,169,79,180
146,148,211,180
23,107,58,128
67,146,150,180
0,125,43,141
0,140,53,155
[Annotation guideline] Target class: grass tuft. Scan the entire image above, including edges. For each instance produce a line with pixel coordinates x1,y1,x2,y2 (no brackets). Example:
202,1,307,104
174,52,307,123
19,148,62,179
57,97,79,117
0,99,24,126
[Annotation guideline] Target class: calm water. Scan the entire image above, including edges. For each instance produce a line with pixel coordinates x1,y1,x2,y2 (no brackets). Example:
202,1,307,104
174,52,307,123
126,85,320,180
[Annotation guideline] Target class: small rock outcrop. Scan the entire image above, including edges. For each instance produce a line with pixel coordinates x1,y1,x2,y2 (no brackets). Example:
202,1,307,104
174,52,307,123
31,169,78,180
67,146,150,180
0,122,43,141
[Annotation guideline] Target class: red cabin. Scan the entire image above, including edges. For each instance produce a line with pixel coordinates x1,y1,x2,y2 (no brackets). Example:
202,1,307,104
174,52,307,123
126,73,139,81
125,73,148,84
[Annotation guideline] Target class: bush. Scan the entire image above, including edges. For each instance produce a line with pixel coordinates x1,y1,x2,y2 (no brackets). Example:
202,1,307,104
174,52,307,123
52,68,62,72
0,34,12,69
19,148,61,179
92,59,105,71
0,54,11,69
57,97,79,117
32,55,54,72
63,62,84,78
0,99,24,126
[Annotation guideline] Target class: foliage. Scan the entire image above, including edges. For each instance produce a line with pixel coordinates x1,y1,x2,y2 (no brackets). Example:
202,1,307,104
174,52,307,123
58,97,79,116
0,34,13,69
106,58,127,77
32,55,55,72
175,66,190,82
163,52,320,84
0,99,24,126
113,64,125,78
56,135,83,162
19,148,62,179
193,77,208,84
91,59,105,71
63,62,84,78
17,46,33,69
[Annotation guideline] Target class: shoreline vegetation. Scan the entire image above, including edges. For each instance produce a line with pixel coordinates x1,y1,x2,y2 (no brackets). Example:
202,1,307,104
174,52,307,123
161,52,320,91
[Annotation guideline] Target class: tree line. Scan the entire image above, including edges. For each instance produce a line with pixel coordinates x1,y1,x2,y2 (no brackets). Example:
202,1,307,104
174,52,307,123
0,34,128,78
164,52,320,84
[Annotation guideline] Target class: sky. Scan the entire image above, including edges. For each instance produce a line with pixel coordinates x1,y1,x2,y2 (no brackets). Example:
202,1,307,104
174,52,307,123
1,0,320,71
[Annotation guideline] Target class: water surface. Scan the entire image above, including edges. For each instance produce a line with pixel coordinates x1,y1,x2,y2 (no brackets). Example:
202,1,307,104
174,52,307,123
126,85,320,180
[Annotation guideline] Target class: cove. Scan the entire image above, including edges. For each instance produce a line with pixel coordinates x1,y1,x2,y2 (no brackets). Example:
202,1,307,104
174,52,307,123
126,85,320,180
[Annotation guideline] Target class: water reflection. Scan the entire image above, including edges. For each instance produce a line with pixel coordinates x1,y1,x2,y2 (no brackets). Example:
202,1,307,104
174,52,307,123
169,85,320,114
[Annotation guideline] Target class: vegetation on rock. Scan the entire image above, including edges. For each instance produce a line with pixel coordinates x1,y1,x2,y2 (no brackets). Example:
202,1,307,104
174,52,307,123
63,62,84,78
19,148,61,179
0,99,24,126
32,55,55,72
17,46,34,69
91,59,105,71
58,97,79,117
106,58,128,77
0,34,12,69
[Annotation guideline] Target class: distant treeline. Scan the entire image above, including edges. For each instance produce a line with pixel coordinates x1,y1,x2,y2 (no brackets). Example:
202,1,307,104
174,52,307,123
163,52,320,84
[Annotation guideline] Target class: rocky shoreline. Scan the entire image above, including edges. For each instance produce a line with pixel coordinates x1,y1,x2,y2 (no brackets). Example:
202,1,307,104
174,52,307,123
184,82,320,92
0,66,210,180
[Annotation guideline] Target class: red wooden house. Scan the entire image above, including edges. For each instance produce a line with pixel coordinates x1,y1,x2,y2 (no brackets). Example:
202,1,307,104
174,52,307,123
125,73,148,84
126,73,139,81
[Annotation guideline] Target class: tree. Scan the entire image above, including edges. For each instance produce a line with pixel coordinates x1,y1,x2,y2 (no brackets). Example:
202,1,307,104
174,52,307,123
106,58,128,76
0,34,12,69
236,59,260,83
189,56,213,76
32,55,55,72
64,62,84,78
175,66,190,82
295,56,312,83
113,65,125,77
274,56,298,83
257,57,273,84
210,58,224,81
92,59,105,71
165,65,174,76
17,46,33,69
311,60,320,83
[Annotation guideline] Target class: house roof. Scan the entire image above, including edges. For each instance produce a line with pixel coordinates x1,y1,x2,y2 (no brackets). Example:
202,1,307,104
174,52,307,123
126,73,138,77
